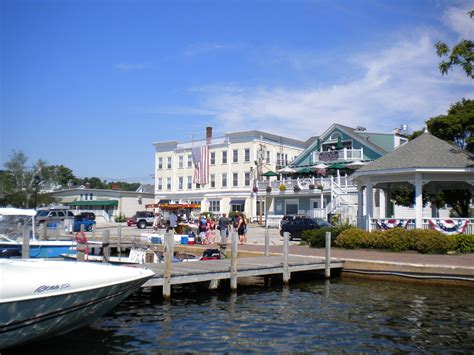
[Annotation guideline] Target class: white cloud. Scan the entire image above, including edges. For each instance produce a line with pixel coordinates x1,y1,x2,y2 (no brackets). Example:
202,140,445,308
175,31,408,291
187,29,472,139
442,5,473,39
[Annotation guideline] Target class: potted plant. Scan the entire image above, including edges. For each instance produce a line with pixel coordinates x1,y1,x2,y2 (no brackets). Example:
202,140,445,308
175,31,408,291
279,184,286,191
308,183,315,190
252,186,258,193
266,186,272,193
317,184,324,191
293,185,301,192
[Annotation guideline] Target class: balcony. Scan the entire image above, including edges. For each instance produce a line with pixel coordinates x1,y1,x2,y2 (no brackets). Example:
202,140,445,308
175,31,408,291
311,148,363,164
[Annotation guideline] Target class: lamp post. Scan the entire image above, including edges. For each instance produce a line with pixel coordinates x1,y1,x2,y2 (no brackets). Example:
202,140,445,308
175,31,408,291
33,175,41,208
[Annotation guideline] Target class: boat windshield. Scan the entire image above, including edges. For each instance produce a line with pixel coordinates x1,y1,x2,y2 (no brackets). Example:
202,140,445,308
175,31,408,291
0,215,34,242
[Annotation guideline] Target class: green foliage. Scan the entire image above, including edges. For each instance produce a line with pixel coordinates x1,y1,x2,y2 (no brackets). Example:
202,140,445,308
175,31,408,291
451,234,474,253
114,214,128,223
334,228,466,254
435,10,473,79
301,228,334,248
279,184,286,191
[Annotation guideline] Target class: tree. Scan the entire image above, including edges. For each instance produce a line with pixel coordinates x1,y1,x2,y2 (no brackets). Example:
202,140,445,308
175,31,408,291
435,10,474,79
426,98,474,153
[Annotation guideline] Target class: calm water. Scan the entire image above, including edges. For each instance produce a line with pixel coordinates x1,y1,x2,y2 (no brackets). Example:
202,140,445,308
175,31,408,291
7,277,474,353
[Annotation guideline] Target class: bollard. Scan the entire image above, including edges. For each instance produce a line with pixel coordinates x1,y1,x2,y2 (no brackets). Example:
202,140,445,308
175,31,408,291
230,231,238,291
163,231,174,299
264,227,270,256
325,231,331,278
102,230,110,262
283,231,289,284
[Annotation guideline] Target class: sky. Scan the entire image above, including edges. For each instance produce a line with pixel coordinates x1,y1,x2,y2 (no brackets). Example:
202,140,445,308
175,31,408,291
1,0,473,184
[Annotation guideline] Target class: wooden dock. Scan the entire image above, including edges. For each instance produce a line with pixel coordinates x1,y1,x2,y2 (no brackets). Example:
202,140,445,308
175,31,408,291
142,255,344,288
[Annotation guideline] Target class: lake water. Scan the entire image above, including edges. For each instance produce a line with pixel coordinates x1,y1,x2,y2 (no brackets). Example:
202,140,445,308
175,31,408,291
7,277,474,353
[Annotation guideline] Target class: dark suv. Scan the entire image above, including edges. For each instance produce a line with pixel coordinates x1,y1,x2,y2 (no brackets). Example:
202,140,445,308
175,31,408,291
279,214,307,230
128,211,155,229
79,212,96,221
280,217,331,240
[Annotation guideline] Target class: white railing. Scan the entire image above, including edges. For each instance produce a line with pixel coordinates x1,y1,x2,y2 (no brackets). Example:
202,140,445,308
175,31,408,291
311,148,363,164
370,218,474,235
256,176,355,192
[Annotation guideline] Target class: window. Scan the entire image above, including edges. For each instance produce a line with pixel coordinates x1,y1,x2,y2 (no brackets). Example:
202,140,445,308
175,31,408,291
244,148,250,162
244,172,250,186
178,155,184,169
210,152,216,165
166,177,171,190
209,200,220,212
285,199,299,214
187,155,193,168
167,157,172,169
158,157,163,170
89,193,93,200
178,176,183,190
233,149,238,163
222,150,227,164
210,174,216,188
157,178,163,191
232,173,238,187
221,173,227,187
187,176,192,189
266,151,270,163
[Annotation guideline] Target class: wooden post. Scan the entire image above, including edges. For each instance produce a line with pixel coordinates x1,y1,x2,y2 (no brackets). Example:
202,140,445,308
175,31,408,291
117,225,122,258
163,231,174,299
283,231,289,284
21,224,30,259
264,226,270,256
77,224,85,262
209,279,219,290
102,230,110,262
230,231,238,291
325,231,331,278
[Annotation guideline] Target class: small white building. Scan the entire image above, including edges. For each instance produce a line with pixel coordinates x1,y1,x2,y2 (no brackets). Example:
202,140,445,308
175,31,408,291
153,128,306,220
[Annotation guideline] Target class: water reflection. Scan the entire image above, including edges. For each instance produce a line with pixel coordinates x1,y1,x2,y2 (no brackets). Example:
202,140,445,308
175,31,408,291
5,279,474,353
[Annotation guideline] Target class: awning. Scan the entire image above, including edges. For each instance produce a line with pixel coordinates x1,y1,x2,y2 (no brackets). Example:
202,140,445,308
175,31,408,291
260,171,279,177
158,199,171,204
66,200,118,207
230,199,246,205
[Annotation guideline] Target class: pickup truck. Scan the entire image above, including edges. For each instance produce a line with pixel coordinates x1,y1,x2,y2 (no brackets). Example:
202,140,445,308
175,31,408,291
279,217,331,240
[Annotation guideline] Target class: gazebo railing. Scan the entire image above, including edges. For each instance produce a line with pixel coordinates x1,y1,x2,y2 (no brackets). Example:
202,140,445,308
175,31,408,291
370,218,474,235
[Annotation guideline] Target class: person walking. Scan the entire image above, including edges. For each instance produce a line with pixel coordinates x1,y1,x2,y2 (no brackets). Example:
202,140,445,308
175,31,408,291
169,211,178,232
237,213,247,244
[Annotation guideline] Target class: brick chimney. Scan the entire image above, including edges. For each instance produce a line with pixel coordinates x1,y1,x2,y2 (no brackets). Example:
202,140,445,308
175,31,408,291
206,126,212,145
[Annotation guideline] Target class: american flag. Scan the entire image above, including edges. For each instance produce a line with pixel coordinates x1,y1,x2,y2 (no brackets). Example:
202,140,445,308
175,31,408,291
192,145,209,185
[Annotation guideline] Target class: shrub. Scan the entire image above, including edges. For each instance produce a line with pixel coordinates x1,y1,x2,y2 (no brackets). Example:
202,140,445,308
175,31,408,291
279,184,286,191
266,186,272,193
308,184,315,190
361,230,388,249
451,234,474,253
412,229,454,254
384,228,417,252
302,227,335,248
293,186,301,192
115,214,127,223
331,221,355,239
334,228,368,249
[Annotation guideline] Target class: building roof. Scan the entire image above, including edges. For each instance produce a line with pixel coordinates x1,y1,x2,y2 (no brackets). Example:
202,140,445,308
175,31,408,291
355,132,474,173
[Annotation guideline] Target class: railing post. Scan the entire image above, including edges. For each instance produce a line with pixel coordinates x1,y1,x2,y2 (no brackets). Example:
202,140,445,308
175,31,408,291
283,231,290,284
325,231,331,278
230,231,238,291
264,227,270,256
163,231,174,299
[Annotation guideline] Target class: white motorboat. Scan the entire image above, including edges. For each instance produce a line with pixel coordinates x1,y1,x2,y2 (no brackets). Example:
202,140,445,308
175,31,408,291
0,259,154,349
0,208,76,258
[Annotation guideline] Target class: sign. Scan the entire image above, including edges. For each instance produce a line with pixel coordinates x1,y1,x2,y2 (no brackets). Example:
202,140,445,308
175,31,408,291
318,151,339,162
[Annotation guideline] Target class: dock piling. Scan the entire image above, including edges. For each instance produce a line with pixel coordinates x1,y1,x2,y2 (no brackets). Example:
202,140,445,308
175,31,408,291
21,223,30,259
163,231,174,299
283,232,290,284
102,230,110,262
325,231,331,278
264,227,270,256
230,231,238,291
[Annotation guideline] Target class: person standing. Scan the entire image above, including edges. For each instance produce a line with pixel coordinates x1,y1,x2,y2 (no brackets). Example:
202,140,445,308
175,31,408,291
218,213,230,247
169,211,178,232
237,213,247,244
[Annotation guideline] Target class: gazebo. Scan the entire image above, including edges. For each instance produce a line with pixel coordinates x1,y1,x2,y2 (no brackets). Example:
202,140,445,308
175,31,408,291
352,132,474,234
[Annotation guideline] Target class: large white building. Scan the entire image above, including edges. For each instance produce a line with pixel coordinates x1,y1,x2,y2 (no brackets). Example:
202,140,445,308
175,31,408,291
153,128,306,220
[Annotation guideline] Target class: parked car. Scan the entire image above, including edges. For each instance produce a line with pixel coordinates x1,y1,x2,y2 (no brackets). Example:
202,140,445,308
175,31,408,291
79,212,96,221
72,215,96,232
280,217,332,240
279,214,307,230
127,211,155,229
36,206,75,226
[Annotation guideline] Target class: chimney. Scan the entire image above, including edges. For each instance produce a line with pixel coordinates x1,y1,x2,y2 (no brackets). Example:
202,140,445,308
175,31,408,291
206,127,212,145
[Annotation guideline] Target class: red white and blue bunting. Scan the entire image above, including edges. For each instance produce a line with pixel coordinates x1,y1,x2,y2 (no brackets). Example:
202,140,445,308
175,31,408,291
375,219,411,230
428,219,469,235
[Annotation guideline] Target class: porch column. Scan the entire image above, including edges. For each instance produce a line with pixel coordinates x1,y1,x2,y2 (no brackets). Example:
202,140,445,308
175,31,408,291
385,184,392,218
357,186,364,228
365,180,373,232
415,173,423,229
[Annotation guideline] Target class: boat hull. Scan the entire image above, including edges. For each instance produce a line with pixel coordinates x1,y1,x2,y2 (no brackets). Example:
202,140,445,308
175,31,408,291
0,260,154,349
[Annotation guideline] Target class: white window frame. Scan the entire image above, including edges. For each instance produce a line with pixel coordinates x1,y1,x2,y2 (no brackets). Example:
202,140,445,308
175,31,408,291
232,172,238,187
210,174,216,188
233,149,238,163
187,155,193,168
166,177,171,190
167,157,172,169
221,173,227,187
244,148,250,162
222,150,227,164
157,178,163,191
178,176,183,190
158,157,163,170
187,176,192,190
285,199,299,214
178,155,184,169
210,151,216,165
244,172,250,186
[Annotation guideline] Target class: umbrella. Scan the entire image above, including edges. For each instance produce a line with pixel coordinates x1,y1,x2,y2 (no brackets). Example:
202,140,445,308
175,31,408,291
336,136,344,150
296,167,312,174
277,166,296,174
347,160,366,169
328,163,347,169
313,163,327,170
260,170,279,177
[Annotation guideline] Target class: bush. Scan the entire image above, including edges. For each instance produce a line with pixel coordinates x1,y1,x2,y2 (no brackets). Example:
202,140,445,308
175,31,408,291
334,228,369,249
279,184,286,191
384,228,418,252
302,228,334,248
451,234,474,253
115,214,127,223
411,229,454,254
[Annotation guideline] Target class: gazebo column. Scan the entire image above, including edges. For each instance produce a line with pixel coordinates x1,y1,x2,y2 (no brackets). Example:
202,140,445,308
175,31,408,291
365,180,374,232
357,186,364,228
415,173,423,229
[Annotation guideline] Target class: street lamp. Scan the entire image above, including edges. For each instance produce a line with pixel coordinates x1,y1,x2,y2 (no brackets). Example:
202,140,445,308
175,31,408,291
33,175,41,208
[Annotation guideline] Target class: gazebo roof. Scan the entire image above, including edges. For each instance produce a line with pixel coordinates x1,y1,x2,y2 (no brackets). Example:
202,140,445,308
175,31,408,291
355,132,474,173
